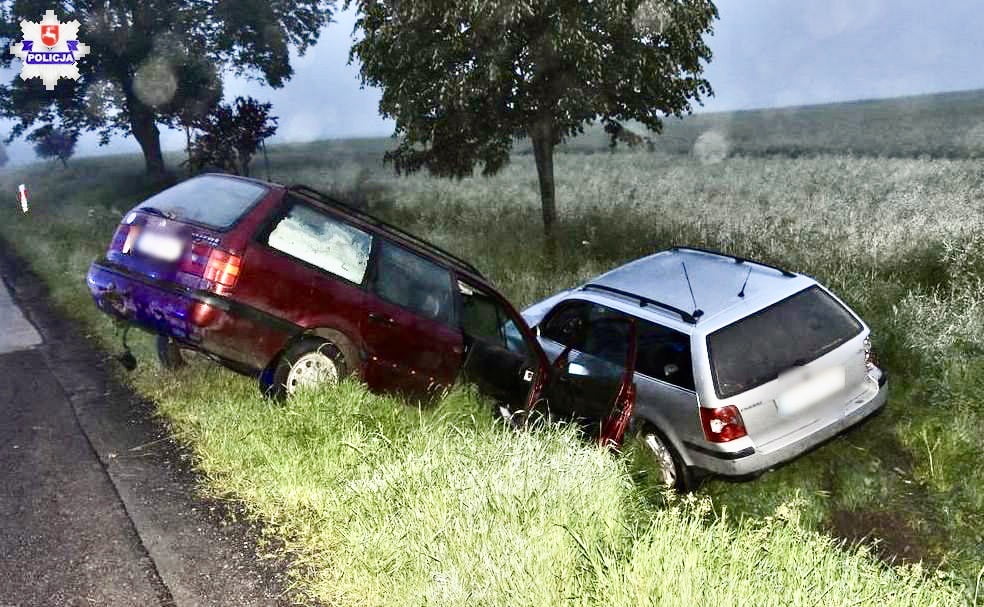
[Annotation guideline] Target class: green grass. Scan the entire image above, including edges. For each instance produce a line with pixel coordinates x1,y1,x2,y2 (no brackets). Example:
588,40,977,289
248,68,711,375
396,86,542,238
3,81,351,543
2,103,983,604
137,374,970,607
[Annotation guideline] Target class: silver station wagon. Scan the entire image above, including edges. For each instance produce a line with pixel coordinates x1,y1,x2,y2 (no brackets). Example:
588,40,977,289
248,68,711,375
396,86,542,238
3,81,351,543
522,247,888,490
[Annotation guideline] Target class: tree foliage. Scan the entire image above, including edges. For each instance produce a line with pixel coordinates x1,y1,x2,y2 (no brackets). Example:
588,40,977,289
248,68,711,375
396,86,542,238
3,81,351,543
27,124,77,167
349,0,718,236
187,96,278,177
0,0,333,174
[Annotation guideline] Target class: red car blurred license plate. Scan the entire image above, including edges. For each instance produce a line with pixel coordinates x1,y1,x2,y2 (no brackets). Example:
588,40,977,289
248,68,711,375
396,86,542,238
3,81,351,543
136,231,184,262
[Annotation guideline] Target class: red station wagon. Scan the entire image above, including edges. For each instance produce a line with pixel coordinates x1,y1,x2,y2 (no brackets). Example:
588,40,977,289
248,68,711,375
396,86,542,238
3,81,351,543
87,174,600,416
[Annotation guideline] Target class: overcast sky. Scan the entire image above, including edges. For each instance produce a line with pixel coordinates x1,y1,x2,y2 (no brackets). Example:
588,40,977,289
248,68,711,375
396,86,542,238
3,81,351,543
3,0,984,164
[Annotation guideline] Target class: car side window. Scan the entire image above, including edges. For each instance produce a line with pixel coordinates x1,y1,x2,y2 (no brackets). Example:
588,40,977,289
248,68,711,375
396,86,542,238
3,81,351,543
540,300,593,346
541,300,630,378
542,301,693,389
458,280,531,357
265,200,372,284
370,240,455,325
572,316,633,380
636,320,695,391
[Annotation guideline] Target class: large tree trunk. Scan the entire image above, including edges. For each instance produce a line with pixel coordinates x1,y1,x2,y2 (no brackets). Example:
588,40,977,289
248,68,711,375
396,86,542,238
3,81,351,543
129,101,165,176
530,121,558,256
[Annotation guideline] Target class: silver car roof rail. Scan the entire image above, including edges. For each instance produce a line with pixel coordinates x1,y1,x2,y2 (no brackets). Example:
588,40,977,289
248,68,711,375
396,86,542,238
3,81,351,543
670,246,796,277
581,283,703,324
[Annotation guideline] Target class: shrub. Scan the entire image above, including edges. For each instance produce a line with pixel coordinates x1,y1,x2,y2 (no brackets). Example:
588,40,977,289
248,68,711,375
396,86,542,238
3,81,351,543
27,125,77,168
187,96,278,176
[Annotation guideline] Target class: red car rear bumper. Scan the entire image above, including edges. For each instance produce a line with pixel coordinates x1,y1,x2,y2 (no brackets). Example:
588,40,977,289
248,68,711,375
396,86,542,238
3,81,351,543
87,259,297,369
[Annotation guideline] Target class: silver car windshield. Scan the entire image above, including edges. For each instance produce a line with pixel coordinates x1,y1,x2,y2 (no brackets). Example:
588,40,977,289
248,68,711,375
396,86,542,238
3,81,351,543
706,286,862,399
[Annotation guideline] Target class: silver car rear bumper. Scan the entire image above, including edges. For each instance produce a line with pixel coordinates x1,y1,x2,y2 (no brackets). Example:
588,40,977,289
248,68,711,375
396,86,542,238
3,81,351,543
685,374,888,477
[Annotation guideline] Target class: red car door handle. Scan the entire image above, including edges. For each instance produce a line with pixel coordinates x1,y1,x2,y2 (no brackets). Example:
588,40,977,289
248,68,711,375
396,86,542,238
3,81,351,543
368,312,395,326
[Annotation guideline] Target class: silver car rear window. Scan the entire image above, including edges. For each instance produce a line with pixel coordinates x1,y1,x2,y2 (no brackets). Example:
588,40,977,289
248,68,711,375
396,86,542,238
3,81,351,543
138,175,268,230
706,286,862,399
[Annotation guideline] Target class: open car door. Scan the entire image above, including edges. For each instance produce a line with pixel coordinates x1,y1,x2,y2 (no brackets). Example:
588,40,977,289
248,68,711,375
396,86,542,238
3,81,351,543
456,277,550,413
454,275,637,445
543,315,639,448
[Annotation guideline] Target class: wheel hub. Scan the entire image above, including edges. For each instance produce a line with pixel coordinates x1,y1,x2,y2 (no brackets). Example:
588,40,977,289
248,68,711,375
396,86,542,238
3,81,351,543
286,351,339,394
644,433,677,487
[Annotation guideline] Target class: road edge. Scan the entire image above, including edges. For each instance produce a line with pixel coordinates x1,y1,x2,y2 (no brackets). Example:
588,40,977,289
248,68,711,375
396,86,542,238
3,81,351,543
0,238,299,607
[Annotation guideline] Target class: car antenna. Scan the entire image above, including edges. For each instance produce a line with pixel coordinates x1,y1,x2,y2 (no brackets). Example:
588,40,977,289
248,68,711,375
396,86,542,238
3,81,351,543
737,266,753,298
680,261,704,320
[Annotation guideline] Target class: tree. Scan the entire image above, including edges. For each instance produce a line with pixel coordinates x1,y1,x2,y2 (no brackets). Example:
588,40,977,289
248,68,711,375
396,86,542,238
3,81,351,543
187,96,278,176
0,1,333,175
0,141,8,168
27,124,77,167
349,0,718,241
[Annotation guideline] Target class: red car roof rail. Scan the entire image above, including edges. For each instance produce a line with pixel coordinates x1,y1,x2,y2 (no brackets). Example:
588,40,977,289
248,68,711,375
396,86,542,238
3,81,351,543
288,184,483,277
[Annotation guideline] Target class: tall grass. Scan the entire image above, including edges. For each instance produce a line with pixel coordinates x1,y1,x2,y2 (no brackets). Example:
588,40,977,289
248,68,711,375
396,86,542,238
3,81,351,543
0,145,979,604
139,371,965,607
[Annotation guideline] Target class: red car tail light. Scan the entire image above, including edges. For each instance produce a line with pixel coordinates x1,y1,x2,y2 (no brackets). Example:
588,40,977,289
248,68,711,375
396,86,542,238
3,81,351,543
109,224,128,251
110,224,142,254
699,405,747,443
177,242,243,294
178,242,212,276
203,248,242,289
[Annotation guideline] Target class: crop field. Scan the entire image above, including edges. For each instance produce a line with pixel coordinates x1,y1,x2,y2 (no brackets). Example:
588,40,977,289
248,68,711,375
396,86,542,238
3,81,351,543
561,87,984,159
1,89,983,605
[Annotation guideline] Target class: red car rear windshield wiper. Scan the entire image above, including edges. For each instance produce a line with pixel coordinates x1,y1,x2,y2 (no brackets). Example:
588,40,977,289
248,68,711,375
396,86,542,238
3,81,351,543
138,206,179,220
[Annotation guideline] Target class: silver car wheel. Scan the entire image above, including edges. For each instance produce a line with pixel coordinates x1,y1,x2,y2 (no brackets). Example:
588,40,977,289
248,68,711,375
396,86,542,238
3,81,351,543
286,351,339,395
643,433,677,487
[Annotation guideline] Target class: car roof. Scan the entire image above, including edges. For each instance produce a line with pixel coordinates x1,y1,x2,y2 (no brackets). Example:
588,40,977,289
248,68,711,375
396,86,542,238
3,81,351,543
159,174,494,288
200,172,274,188
582,247,818,335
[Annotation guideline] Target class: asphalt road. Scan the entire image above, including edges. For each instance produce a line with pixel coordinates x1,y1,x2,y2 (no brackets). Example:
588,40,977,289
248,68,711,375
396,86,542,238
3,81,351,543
0,348,169,606
0,246,291,606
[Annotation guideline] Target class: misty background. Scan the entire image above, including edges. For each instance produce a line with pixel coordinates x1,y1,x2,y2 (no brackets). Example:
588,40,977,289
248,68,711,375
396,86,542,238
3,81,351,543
2,0,983,165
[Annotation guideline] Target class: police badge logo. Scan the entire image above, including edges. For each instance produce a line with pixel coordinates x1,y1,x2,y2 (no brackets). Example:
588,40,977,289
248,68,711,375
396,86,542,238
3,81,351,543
9,10,90,90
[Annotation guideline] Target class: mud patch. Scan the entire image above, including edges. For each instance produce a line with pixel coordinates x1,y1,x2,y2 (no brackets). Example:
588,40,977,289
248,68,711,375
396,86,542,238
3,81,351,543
827,509,933,565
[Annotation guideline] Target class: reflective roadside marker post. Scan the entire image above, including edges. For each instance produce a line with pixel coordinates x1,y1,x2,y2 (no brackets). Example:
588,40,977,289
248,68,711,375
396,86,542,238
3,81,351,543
17,184,28,213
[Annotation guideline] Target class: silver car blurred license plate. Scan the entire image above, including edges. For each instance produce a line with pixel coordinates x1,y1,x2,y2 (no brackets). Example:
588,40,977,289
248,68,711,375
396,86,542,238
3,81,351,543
777,366,845,416
136,231,184,262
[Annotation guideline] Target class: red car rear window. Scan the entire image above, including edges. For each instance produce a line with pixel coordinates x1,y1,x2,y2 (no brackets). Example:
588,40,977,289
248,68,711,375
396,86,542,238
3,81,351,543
138,175,268,230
